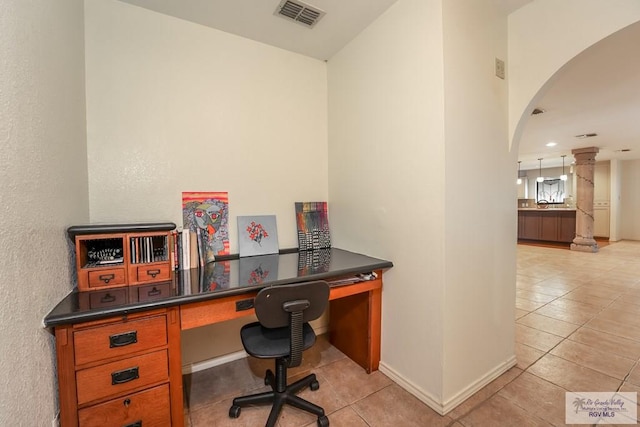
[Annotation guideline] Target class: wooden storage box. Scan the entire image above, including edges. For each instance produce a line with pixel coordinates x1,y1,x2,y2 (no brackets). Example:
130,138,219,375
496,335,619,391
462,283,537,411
68,223,176,292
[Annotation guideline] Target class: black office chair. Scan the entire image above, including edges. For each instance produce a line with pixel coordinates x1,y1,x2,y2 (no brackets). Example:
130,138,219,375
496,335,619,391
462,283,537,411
229,280,330,427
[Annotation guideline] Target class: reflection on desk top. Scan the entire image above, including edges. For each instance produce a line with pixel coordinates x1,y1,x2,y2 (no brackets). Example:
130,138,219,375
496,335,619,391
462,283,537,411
44,248,393,328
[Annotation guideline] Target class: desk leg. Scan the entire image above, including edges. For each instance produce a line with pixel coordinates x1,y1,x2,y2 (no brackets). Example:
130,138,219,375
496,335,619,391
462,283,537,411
56,325,79,427
167,307,185,427
329,288,381,373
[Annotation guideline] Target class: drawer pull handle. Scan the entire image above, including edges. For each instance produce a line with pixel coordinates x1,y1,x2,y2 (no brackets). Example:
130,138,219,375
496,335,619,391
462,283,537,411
147,287,161,297
123,398,131,407
123,421,142,427
147,269,161,278
100,293,116,303
109,331,138,348
99,274,115,284
111,366,139,385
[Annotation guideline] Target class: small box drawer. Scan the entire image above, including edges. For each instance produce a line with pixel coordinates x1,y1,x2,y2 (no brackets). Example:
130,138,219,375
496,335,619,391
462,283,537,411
74,315,167,366
76,350,168,405
88,268,126,288
136,264,170,283
78,384,170,427
134,282,171,302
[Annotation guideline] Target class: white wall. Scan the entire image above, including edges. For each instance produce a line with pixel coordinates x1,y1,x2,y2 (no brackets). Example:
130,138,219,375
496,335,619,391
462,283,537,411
0,1,88,425
620,160,640,240
84,0,328,362
441,0,515,406
328,0,515,413
328,0,446,403
508,0,640,147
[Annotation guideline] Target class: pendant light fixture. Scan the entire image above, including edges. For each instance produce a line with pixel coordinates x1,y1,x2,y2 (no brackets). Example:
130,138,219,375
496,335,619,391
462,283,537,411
560,155,568,181
536,158,544,183
517,161,522,185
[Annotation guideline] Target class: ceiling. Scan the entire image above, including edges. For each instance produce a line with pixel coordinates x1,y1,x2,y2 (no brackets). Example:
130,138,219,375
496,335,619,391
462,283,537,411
113,0,640,172
117,0,400,61
517,21,640,170
117,0,532,60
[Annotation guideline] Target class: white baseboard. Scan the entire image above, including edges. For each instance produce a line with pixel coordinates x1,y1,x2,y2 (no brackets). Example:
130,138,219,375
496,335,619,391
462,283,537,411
181,325,330,375
379,355,517,415
378,362,445,413
182,350,248,375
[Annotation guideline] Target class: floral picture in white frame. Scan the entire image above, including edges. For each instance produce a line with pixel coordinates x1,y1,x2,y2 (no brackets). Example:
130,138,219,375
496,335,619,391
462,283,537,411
237,215,279,257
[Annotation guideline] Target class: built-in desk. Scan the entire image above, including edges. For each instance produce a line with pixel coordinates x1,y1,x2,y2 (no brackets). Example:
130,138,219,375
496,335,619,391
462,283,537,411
45,248,393,427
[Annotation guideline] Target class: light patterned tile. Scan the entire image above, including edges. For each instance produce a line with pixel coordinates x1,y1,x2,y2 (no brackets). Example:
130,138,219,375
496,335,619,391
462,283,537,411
315,357,392,405
516,297,546,312
516,290,558,304
550,340,635,380
534,303,595,325
352,384,452,427
447,367,522,420
498,372,568,426
517,313,579,337
458,395,552,426
528,354,621,392
568,327,640,361
515,343,546,370
515,324,564,352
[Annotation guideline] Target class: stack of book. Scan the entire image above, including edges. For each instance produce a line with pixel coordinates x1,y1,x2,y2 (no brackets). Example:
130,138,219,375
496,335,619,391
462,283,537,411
171,228,206,271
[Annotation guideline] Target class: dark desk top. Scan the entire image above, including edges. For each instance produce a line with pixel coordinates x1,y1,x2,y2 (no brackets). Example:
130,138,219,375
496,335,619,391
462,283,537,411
44,248,393,328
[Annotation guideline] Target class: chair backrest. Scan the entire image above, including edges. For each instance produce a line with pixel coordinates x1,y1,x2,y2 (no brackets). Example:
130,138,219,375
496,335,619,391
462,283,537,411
254,280,330,367
254,280,330,328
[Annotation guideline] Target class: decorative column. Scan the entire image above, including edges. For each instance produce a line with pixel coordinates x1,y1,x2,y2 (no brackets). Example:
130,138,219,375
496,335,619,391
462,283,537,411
571,147,599,253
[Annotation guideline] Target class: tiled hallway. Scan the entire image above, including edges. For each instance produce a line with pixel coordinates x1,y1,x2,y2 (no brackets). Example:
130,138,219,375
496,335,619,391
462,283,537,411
185,241,640,426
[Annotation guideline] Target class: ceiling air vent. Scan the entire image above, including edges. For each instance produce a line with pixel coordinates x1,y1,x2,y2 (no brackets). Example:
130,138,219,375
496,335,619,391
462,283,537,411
274,0,325,28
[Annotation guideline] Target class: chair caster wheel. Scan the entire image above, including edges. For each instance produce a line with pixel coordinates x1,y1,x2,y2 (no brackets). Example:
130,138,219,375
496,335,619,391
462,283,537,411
229,405,241,418
310,380,320,391
317,415,329,426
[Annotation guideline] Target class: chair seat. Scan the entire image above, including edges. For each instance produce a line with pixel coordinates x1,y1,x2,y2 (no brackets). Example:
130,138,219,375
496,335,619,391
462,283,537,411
240,322,316,359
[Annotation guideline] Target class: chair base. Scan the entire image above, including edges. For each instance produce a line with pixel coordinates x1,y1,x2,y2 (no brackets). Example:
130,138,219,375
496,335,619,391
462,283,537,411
229,364,328,427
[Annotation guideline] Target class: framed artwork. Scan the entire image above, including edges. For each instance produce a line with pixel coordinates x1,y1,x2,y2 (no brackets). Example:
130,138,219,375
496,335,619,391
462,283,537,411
295,202,331,250
182,192,229,262
237,215,279,257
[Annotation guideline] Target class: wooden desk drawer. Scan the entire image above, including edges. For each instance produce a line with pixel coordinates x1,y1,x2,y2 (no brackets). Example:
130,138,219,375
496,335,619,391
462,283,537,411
181,292,258,330
88,268,126,288
136,264,171,283
78,384,170,427
74,315,167,366
76,350,168,405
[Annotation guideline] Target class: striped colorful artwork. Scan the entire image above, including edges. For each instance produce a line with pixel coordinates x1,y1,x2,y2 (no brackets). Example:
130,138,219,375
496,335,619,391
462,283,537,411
182,192,230,260
295,201,331,250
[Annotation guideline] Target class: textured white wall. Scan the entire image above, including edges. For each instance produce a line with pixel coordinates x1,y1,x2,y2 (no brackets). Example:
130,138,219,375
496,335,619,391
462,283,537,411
84,0,328,254
620,160,640,240
329,0,515,413
84,0,328,362
441,0,515,405
508,0,640,147
0,1,88,425
328,0,447,404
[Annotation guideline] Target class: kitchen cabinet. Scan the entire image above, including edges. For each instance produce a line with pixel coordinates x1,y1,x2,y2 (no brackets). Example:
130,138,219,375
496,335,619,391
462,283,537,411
518,210,576,243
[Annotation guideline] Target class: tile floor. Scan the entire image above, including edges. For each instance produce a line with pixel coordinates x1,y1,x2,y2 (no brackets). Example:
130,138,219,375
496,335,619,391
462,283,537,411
184,240,640,426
